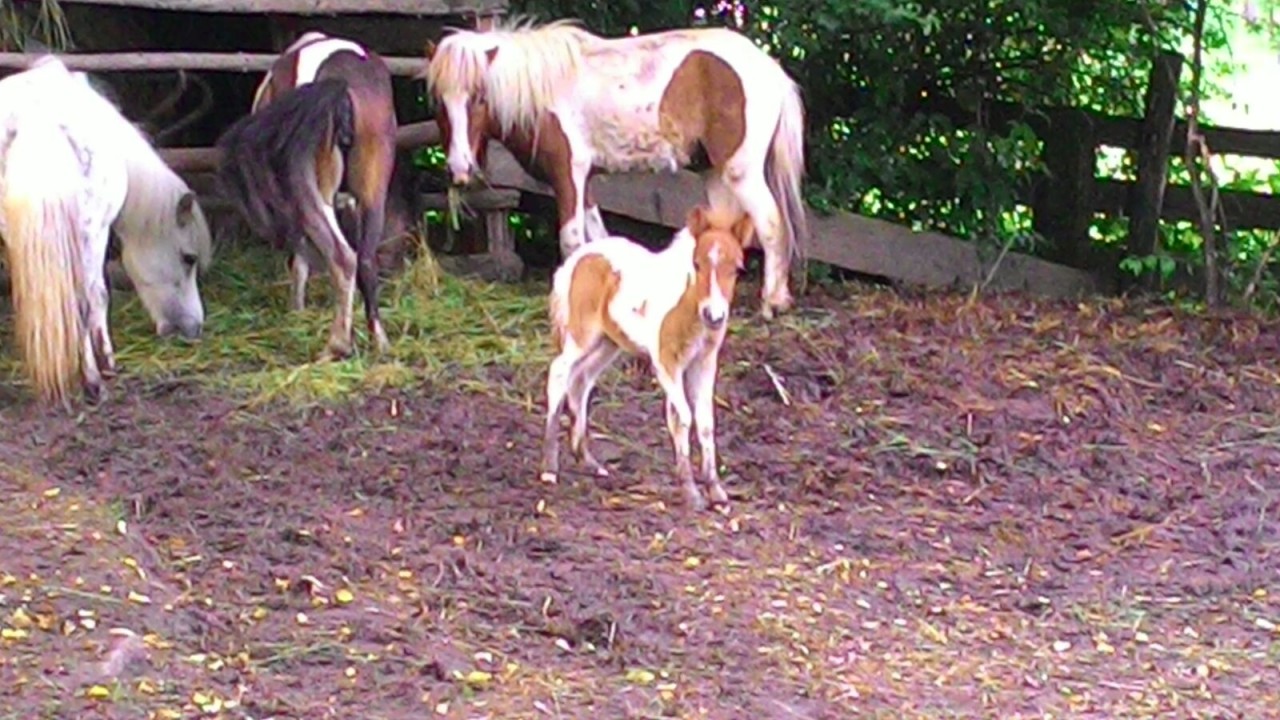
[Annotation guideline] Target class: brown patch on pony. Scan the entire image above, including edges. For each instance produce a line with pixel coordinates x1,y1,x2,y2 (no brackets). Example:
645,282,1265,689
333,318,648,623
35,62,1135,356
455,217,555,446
657,50,747,168
498,111,578,233
564,254,640,355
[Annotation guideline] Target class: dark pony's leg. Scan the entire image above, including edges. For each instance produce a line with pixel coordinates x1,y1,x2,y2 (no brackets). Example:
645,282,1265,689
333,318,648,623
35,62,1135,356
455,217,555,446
346,95,397,355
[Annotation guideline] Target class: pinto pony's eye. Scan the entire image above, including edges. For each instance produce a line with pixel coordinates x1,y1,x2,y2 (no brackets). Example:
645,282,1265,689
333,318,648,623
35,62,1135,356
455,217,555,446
182,252,198,269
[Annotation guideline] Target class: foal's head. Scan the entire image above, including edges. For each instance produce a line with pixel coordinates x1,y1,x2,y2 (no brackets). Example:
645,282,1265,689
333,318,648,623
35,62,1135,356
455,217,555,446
686,205,752,331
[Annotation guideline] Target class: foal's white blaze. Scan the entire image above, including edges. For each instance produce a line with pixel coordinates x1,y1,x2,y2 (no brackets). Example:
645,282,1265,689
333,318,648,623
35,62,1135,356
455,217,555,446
294,37,368,85
700,243,730,327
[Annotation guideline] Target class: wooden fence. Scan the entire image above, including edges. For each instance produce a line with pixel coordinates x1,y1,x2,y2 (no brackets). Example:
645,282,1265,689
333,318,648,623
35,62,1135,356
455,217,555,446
6,2,1275,300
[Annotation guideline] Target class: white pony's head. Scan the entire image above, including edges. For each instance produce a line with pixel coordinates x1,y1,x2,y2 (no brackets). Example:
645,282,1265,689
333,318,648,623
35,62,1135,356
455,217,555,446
116,189,212,340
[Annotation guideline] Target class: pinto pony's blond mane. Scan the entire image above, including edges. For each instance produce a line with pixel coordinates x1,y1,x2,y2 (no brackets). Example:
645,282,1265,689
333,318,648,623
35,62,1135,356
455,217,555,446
427,17,594,138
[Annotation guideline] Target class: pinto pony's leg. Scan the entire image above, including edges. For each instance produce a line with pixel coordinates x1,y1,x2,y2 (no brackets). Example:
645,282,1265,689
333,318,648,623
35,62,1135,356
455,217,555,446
656,367,703,510
731,169,792,318
686,348,728,507
567,342,621,477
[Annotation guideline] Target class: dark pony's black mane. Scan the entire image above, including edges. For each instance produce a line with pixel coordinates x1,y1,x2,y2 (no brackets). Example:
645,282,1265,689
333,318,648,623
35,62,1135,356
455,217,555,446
215,78,354,250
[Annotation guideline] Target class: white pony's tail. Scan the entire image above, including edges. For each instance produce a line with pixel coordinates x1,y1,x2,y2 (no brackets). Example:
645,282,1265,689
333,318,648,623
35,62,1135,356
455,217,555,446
1,124,87,406
766,77,809,269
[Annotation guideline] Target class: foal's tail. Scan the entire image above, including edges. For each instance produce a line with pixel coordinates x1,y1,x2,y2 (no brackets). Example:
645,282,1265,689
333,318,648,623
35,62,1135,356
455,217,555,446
215,78,355,248
766,77,809,268
1,124,87,406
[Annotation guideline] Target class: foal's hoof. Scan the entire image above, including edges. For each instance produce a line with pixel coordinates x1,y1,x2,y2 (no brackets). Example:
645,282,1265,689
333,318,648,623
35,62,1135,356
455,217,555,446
539,471,559,484
708,483,730,508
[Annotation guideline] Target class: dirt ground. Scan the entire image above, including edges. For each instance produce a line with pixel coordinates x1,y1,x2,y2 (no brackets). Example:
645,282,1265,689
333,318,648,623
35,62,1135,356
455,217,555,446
2,284,1279,719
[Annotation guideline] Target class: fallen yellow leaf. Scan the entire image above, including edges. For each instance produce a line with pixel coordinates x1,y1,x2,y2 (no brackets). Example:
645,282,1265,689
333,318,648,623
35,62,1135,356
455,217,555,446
85,684,112,700
335,589,355,605
625,668,656,685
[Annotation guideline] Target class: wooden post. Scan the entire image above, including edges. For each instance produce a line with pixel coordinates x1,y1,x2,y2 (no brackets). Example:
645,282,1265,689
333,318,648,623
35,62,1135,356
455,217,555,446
1032,108,1097,269
1124,51,1184,289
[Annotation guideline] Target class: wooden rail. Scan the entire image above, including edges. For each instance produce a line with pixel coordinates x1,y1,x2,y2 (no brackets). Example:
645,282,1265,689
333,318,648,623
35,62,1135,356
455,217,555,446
54,0,508,16
0,51,425,76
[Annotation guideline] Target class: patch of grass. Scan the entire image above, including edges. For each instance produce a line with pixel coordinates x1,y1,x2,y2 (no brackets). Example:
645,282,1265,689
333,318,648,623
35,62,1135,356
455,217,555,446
1,240,555,406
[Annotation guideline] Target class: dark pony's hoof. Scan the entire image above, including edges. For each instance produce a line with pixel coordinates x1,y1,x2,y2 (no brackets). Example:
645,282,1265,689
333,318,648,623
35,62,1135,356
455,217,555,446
82,381,106,406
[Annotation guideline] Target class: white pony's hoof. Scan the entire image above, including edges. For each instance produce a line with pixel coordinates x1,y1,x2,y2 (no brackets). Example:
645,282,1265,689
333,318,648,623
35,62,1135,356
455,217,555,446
539,471,558,484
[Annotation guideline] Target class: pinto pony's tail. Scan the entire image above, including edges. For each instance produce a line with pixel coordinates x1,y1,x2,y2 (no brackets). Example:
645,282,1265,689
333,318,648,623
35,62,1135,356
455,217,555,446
1,125,87,407
766,77,809,273
215,78,355,248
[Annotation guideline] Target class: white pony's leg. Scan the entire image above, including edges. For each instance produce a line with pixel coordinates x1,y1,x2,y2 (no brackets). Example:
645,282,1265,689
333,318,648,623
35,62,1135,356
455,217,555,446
289,250,310,311
655,365,702,510
567,342,622,477
730,168,792,317
541,339,588,483
686,346,728,507
83,227,115,379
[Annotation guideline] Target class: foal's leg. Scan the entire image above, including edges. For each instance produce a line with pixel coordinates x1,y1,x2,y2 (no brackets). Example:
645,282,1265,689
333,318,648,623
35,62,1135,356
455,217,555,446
655,367,702,510
686,347,729,507
567,342,621,477
541,340,588,483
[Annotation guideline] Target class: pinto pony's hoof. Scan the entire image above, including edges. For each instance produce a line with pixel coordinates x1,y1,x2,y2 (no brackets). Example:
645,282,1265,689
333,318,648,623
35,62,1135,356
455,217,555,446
539,471,559,484
682,485,708,512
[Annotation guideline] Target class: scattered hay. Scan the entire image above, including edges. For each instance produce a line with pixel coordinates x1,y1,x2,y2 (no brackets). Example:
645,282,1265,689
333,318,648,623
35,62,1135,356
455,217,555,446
0,240,554,406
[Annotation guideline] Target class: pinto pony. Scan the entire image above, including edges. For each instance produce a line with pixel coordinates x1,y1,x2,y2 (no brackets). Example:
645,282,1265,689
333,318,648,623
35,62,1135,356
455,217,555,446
423,18,807,319
216,32,398,358
0,57,212,406
542,204,752,510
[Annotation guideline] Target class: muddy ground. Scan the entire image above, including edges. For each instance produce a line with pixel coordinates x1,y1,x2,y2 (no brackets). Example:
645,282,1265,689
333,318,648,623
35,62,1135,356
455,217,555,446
2,285,1279,719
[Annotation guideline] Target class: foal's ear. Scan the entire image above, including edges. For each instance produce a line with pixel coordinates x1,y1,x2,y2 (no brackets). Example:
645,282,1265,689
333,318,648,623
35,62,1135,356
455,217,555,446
731,214,756,247
686,205,710,237
176,191,197,227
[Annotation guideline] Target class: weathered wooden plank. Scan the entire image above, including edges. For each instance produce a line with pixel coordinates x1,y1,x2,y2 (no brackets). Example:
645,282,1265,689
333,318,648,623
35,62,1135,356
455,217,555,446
0,51,424,76
54,0,508,16
158,121,439,172
420,188,521,211
1094,178,1280,230
484,142,1108,298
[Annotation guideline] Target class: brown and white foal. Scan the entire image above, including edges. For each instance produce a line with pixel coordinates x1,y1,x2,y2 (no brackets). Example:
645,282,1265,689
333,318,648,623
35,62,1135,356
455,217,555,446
542,204,752,510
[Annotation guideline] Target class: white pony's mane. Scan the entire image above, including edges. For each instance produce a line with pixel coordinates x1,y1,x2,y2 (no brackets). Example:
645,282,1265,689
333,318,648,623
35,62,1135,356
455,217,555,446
51,59,212,265
428,16,596,137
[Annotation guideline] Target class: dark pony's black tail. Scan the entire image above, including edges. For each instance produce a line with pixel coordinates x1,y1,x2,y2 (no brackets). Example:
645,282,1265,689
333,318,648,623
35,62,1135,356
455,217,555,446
215,78,355,250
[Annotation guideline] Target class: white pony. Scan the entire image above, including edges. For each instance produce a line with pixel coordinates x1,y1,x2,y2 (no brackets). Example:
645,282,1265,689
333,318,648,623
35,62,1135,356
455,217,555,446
0,57,213,406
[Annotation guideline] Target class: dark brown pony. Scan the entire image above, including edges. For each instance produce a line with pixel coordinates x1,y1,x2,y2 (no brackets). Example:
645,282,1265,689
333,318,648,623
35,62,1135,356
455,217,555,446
216,32,398,359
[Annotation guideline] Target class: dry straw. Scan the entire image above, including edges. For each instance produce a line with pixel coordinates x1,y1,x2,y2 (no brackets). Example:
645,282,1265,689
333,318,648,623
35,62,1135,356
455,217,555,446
1,234,553,407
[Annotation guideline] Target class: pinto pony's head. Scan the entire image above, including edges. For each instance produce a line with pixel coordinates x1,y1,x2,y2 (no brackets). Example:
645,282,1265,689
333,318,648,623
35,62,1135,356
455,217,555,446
423,35,495,186
422,19,587,186
686,205,752,331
